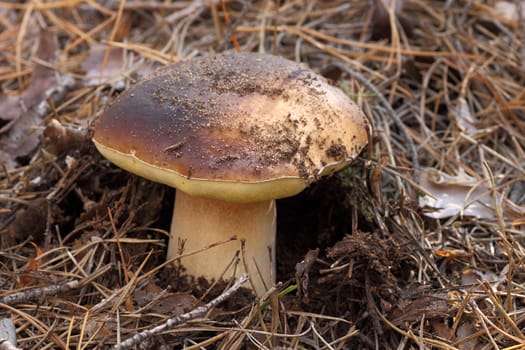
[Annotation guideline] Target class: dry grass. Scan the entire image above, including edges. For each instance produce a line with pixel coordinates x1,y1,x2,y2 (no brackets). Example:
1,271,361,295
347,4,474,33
0,0,524,349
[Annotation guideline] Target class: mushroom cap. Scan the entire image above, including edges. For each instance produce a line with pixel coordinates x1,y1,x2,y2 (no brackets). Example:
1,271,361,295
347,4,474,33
92,53,369,202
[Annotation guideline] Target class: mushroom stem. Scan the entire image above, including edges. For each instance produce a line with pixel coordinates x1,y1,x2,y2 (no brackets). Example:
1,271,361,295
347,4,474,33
168,190,276,296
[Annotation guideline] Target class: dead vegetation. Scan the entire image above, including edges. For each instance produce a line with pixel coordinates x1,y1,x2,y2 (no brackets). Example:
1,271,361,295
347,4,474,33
0,0,524,349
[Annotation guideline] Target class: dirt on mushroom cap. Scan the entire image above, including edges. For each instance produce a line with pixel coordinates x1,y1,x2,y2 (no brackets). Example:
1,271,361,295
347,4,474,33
93,53,369,199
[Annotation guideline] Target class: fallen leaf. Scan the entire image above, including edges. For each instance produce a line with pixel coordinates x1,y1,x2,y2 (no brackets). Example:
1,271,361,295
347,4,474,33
0,318,17,347
152,293,200,315
133,280,200,315
455,322,482,350
494,1,525,22
295,248,319,302
0,29,58,121
8,197,48,243
431,320,482,350
419,168,496,220
0,75,75,168
390,286,457,325
451,98,478,137
19,242,44,287
461,268,498,286
451,98,500,138
0,29,75,169
81,44,128,88
431,318,454,341
84,316,115,339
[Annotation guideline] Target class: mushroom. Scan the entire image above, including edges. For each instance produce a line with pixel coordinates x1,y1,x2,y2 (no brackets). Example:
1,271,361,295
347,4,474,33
92,53,369,295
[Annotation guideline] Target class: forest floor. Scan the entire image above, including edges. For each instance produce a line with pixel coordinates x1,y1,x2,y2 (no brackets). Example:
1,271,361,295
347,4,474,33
1,1,524,349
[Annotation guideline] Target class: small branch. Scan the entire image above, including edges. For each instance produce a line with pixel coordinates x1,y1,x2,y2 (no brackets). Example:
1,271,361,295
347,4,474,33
220,0,240,52
0,280,79,306
114,273,249,350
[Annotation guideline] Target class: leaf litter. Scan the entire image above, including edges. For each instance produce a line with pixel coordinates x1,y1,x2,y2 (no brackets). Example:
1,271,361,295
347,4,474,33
0,28,74,170
0,1,524,349
80,44,130,89
418,167,524,220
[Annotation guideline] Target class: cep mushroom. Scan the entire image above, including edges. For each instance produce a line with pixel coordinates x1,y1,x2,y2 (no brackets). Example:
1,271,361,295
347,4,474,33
92,53,369,295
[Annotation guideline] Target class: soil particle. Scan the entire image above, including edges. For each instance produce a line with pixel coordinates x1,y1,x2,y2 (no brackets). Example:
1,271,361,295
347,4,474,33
325,141,348,160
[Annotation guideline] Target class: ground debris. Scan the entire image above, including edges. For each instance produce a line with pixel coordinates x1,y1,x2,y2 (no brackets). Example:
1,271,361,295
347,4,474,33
0,29,58,121
7,197,47,244
133,279,201,315
0,29,76,170
389,285,454,325
0,280,79,306
418,167,525,220
42,119,88,156
80,44,130,88
326,231,401,287
295,248,318,302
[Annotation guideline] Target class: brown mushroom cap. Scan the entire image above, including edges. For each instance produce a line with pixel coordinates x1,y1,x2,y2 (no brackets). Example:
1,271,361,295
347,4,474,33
92,53,369,202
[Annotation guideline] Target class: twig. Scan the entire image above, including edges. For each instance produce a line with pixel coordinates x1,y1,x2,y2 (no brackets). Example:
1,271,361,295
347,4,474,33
310,321,335,350
0,280,79,306
220,0,240,52
114,273,249,350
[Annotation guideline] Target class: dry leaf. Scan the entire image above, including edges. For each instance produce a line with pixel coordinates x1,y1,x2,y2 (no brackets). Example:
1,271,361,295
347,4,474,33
133,280,200,315
295,248,319,302
0,318,17,347
0,29,58,121
455,322,482,350
390,287,455,325
431,319,454,341
19,242,44,287
84,316,115,339
419,168,496,220
8,197,48,243
461,268,498,286
152,293,200,315
431,320,481,350
452,98,478,137
0,29,74,169
494,1,525,22
81,44,128,88
0,76,74,167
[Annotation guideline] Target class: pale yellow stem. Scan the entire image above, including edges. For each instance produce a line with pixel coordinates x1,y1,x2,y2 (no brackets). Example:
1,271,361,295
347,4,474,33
168,190,276,296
